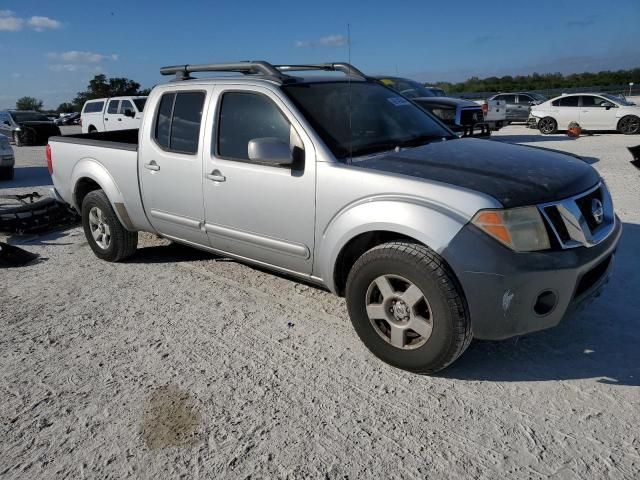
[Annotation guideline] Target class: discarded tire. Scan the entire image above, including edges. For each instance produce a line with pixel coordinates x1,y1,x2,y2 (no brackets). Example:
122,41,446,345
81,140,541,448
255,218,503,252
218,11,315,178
0,195,79,234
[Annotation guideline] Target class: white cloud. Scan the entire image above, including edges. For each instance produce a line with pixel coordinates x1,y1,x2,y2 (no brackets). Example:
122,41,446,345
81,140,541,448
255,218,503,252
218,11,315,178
0,11,62,31
0,10,23,31
27,16,62,31
47,51,118,63
295,34,347,48
49,64,105,73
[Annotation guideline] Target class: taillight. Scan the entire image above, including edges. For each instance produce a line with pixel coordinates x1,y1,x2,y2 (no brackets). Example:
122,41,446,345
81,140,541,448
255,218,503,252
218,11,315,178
482,103,488,118
46,144,53,175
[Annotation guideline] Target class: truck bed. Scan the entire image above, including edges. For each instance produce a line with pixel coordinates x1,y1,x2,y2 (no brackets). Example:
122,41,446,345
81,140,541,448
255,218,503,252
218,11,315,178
48,128,153,232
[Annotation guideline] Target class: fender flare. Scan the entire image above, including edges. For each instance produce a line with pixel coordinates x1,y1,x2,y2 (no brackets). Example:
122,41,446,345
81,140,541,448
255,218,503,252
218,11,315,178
316,196,470,293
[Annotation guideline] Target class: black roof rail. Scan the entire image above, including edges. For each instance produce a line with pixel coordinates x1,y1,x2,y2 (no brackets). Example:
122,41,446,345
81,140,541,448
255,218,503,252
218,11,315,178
159,61,288,81
274,63,368,80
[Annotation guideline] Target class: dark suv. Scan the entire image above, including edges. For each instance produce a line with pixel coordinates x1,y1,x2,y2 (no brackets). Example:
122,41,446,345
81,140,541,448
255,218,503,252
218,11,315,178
0,110,61,146
488,92,548,123
377,76,490,137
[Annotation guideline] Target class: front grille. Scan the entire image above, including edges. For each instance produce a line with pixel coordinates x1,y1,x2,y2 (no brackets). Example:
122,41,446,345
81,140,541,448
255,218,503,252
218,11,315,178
539,182,614,249
574,255,612,298
459,108,483,126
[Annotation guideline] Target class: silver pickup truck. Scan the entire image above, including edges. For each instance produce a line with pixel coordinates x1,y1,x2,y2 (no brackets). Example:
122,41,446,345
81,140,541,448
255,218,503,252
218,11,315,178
48,61,621,373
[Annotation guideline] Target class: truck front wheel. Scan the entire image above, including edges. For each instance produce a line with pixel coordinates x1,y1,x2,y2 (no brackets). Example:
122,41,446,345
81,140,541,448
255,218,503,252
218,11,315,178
345,242,472,373
82,190,137,262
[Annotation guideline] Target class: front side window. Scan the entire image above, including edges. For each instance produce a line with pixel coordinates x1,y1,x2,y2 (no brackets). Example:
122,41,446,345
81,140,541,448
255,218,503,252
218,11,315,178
119,100,134,114
518,95,532,104
153,91,205,154
283,81,454,159
217,92,290,161
107,100,119,114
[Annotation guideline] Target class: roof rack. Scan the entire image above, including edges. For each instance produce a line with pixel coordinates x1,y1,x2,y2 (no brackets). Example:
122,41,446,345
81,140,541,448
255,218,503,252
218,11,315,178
159,61,368,82
274,63,368,80
159,61,287,81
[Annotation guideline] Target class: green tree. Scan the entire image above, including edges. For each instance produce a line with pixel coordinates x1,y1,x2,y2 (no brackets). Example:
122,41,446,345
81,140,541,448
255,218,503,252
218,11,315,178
71,74,145,110
57,102,76,113
16,96,44,111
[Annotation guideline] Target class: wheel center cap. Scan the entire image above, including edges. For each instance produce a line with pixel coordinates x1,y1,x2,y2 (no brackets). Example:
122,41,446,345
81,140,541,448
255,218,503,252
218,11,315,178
392,300,410,322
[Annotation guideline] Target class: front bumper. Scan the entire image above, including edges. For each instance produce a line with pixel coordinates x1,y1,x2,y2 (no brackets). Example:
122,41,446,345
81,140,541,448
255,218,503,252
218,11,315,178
442,216,622,340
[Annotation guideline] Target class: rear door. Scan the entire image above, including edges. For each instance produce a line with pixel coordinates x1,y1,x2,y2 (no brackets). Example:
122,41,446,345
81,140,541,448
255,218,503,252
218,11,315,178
579,95,618,130
138,88,211,245
202,85,316,274
104,99,119,131
550,96,580,129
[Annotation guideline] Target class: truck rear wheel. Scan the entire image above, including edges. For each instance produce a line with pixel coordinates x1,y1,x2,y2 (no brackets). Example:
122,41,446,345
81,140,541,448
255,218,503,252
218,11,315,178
82,190,137,262
345,241,472,373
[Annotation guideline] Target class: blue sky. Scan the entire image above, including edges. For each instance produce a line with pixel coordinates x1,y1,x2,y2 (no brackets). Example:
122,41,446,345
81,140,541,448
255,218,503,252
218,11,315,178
1,0,639,109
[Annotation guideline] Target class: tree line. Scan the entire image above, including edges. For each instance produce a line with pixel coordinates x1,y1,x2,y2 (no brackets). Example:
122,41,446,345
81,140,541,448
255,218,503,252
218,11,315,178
431,68,639,94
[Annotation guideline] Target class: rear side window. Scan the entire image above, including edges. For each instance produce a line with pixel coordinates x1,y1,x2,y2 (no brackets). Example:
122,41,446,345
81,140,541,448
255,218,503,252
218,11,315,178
154,91,205,154
83,101,104,114
217,92,290,161
552,96,579,107
107,100,119,114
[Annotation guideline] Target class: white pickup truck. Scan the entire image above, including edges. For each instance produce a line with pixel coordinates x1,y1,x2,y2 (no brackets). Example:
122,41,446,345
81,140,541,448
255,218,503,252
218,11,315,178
48,61,620,373
472,97,507,130
81,96,147,133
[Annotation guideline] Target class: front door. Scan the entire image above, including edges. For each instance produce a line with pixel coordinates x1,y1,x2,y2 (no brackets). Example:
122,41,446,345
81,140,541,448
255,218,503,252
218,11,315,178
202,86,316,275
579,95,618,130
117,99,139,130
138,88,210,245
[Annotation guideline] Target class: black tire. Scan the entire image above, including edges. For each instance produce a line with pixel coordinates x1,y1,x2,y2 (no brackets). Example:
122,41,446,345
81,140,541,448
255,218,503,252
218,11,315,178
0,166,13,181
345,242,472,374
618,115,640,135
538,117,558,134
81,190,137,262
88,126,97,133
0,197,76,234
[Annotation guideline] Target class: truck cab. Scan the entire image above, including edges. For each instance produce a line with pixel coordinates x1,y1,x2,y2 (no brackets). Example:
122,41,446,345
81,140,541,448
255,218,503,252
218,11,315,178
81,96,147,133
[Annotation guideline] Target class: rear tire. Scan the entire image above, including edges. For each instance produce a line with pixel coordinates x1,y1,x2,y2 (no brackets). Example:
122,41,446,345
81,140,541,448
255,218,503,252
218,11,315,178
345,242,472,374
618,115,640,135
88,126,97,133
538,117,558,134
82,190,137,262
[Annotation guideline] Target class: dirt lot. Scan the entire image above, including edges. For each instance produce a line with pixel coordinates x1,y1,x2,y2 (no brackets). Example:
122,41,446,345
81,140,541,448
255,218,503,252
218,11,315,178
1,125,639,479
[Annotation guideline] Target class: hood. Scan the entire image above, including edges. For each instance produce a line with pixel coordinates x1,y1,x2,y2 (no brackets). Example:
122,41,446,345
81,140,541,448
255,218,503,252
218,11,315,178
18,121,56,127
414,97,480,108
351,138,600,208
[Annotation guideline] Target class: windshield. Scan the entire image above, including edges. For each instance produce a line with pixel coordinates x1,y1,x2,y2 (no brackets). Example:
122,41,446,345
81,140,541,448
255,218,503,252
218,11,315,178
601,93,634,106
10,111,51,122
283,81,454,159
426,87,447,97
133,98,147,112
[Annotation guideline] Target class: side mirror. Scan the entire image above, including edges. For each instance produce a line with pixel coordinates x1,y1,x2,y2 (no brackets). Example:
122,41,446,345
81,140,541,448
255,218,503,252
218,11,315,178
248,137,292,166
124,109,135,118
601,102,615,110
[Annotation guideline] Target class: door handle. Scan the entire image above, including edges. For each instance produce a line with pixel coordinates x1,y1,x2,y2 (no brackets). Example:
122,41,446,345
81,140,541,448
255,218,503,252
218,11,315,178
205,170,226,182
105,118,109,121
144,161,160,171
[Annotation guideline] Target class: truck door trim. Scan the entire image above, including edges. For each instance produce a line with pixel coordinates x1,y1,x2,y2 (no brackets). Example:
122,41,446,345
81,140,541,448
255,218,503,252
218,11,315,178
150,209,201,229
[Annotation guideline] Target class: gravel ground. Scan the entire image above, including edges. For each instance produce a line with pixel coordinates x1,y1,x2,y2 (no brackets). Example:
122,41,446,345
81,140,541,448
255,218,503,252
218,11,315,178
1,125,639,479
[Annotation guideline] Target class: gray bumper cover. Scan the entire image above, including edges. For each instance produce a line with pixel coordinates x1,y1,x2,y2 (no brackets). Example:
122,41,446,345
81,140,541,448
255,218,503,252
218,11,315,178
442,216,622,340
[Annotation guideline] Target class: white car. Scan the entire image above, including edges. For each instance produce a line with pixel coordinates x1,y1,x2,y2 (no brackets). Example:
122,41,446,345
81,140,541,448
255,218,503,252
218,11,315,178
0,134,15,180
530,93,640,135
81,96,147,133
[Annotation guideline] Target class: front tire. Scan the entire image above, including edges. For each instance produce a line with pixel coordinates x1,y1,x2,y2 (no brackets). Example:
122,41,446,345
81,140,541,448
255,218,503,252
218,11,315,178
538,117,558,134
618,115,640,135
345,242,472,374
82,190,137,262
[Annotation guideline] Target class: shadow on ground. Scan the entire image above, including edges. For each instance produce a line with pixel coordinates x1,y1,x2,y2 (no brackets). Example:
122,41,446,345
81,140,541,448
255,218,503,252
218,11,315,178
5,167,52,189
442,222,640,386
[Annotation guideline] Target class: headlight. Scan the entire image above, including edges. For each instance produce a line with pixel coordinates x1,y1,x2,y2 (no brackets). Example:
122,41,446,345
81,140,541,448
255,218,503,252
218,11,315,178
471,206,550,252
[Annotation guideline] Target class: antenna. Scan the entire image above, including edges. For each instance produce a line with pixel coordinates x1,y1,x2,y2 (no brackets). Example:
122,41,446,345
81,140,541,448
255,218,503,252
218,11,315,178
348,23,353,165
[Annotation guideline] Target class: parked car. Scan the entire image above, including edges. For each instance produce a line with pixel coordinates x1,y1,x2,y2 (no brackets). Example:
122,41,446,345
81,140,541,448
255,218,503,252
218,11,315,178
0,110,61,146
376,76,491,136
488,92,548,123
529,93,640,134
48,61,621,373
0,134,15,180
81,96,147,133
